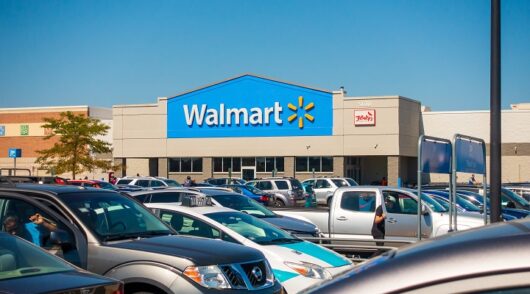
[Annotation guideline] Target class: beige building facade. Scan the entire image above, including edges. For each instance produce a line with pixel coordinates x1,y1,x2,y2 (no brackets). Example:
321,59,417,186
113,74,422,185
113,74,530,185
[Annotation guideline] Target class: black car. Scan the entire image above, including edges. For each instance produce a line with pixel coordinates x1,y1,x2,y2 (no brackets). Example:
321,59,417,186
0,232,122,293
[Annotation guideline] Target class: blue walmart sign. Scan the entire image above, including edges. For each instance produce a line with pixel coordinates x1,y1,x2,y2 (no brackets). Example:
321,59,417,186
167,75,333,138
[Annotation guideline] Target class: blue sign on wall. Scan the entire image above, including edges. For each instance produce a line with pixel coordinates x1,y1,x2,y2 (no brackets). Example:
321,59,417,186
8,148,21,158
167,75,333,138
420,140,452,174
455,139,486,174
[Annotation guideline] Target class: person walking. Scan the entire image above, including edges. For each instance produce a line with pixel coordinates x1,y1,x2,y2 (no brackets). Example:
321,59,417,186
183,176,193,187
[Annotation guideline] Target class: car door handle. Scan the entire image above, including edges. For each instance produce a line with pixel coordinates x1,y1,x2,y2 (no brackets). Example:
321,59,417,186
387,218,397,224
336,216,348,221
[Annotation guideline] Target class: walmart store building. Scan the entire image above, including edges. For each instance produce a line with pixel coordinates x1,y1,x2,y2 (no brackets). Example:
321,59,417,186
113,74,422,185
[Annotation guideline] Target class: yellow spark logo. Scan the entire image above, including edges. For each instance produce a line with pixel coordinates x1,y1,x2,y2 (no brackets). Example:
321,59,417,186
287,96,315,129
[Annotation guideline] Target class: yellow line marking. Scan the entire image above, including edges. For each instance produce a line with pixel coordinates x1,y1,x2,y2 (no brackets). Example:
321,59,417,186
304,114,314,122
299,96,303,108
299,117,304,128
305,102,314,111
288,114,298,122
288,103,297,111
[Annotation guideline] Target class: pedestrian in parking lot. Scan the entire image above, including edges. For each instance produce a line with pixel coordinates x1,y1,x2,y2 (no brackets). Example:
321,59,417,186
468,174,477,185
184,176,193,187
371,203,386,247
380,177,388,186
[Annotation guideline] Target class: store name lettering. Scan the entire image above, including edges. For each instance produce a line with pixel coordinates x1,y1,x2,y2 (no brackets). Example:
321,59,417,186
183,102,284,126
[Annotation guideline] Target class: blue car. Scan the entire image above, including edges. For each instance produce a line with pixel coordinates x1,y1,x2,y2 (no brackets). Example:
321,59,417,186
222,184,271,205
456,189,530,219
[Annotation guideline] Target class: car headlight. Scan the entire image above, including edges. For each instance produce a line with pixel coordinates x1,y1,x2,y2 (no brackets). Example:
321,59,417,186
284,261,332,280
183,265,231,289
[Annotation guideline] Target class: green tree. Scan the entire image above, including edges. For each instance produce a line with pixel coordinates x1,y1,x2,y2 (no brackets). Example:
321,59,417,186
36,111,113,179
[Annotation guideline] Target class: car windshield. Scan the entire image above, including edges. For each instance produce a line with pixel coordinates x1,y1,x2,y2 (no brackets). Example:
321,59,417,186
331,179,349,187
97,181,118,190
58,192,173,242
420,193,447,212
501,188,530,208
116,179,133,185
244,185,265,195
456,195,482,211
206,212,301,245
0,234,73,280
346,178,359,186
211,194,276,217
163,179,181,187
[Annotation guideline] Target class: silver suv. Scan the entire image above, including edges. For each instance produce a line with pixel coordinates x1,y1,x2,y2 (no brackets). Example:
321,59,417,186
246,177,305,207
0,184,281,294
302,177,358,206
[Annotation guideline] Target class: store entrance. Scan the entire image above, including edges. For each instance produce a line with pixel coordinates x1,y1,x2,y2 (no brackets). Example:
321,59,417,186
241,167,256,181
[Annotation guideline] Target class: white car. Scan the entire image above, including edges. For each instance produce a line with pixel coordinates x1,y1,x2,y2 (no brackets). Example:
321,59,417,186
145,200,354,293
116,176,180,188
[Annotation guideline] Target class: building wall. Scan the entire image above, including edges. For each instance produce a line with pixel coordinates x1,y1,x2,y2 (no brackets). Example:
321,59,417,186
0,106,112,179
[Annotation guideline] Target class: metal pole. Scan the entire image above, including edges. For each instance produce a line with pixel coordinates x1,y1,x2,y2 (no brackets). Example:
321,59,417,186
417,136,423,241
490,0,502,223
450,135,456,232
14,158,17,176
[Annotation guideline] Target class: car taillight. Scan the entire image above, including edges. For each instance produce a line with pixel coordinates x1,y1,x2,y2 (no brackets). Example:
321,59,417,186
260,195,270,202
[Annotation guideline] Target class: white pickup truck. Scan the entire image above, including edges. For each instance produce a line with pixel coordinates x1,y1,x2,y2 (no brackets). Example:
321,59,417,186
274,186,485,244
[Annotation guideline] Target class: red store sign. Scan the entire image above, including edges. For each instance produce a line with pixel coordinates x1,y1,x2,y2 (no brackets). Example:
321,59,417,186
354,109,376,126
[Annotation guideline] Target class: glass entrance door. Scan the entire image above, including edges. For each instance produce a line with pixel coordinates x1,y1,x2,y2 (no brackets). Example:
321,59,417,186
241,167,256,181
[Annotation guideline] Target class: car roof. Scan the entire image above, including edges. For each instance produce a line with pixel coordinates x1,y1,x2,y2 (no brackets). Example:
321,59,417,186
125,187,191,196
0,183,110,195
313,218,530,293
146,202,235,214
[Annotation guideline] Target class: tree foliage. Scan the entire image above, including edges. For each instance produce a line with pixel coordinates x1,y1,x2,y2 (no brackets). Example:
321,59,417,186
36,111,113,179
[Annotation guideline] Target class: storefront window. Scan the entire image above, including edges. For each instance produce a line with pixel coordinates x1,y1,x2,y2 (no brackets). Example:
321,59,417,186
256,157,266,172
192,158,202,172
296,157,308,172
168,157,203,172
242,157,255,166
265,157,274,172
276,157,284,172
322,157,333,172
232,158,241,172
296,157,333,172
213,158,222,172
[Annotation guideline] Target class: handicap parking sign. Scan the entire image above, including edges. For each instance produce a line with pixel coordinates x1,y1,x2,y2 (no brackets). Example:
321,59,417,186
8,148,21,158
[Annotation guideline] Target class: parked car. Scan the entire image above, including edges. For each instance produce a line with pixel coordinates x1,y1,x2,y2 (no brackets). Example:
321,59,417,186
302,177,358,206
204,177,247,186
145,198,353,294
68,179,118,190
0,176,68,185
127,188,322,238
274,186,484,245
221,184,271,205
0,232,123,293
115,176,170,189
504,185,530,202
0,183,281,293
308,218,530,293
246,177,305,207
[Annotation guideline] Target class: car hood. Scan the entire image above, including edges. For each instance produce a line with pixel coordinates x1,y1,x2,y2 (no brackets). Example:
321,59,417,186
108,235,264,266
502,208,530,218
262,215,318,234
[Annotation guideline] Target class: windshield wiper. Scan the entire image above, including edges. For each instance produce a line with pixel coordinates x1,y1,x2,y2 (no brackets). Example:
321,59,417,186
103,231,172,242
260,238,302,245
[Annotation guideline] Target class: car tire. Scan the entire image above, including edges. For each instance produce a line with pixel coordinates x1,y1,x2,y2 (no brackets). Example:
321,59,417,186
273,199,286,207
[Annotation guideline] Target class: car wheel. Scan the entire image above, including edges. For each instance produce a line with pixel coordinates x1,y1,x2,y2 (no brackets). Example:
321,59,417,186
274,199,286,207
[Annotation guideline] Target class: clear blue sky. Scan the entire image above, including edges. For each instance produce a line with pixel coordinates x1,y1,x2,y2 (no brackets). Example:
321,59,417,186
1,0,529,111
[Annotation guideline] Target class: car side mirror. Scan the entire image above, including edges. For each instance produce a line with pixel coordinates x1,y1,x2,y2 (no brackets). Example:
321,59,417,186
50,230,72,246
422,204,430,215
